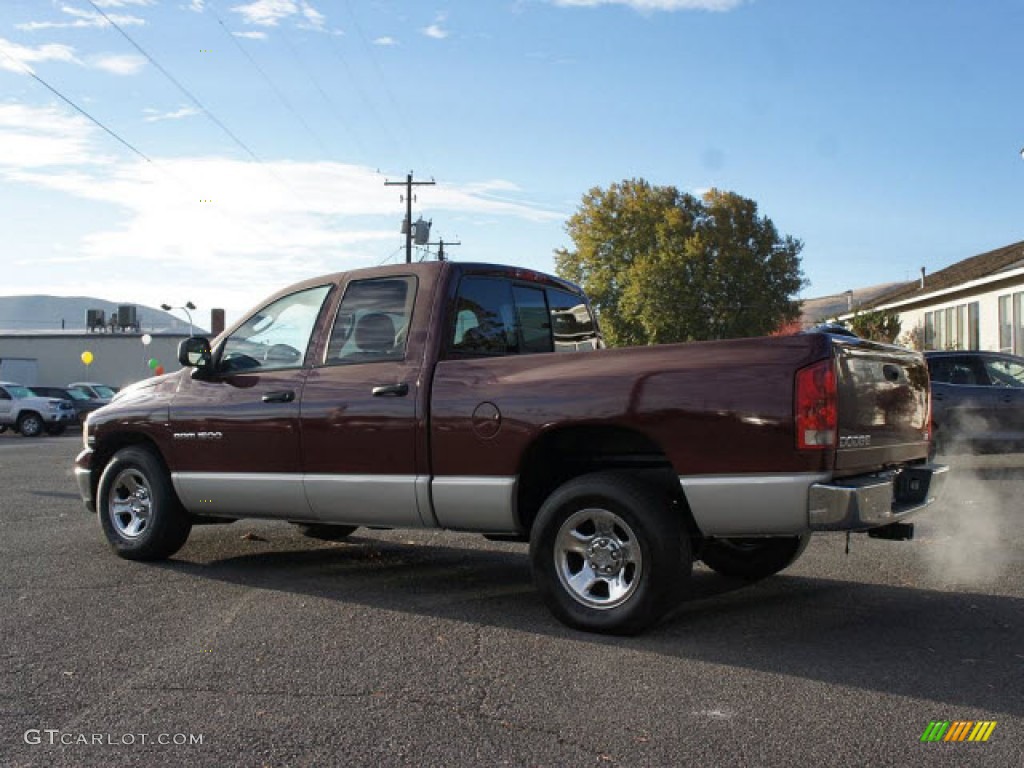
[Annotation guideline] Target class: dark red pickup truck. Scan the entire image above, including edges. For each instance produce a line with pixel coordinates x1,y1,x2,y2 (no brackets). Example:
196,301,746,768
75,262,946,634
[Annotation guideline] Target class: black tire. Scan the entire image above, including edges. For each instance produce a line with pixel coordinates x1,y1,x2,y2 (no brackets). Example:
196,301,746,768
17,412,43,438
46,424,67,436
700,535,811,581
97,446,192,561
296,523,358,541
530,472,691,635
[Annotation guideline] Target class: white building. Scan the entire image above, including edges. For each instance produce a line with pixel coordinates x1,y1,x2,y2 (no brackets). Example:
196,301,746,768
0,331,190,388
848,240,1024,352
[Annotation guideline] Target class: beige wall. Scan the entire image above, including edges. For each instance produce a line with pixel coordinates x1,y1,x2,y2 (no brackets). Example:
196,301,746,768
0,334,188,388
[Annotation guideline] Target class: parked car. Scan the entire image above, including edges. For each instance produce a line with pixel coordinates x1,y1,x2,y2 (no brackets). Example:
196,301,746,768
75,261,945,634
926,350,1024,454
0,382,79,436
66,382,118,404
29,386,103,421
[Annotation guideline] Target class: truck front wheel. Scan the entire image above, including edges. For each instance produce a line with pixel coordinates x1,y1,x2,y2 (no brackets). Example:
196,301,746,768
97,447,192,561
700,535,811,580
530,472,691,635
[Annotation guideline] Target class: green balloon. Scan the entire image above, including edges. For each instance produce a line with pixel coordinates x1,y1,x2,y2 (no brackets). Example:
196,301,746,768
148,358,160,369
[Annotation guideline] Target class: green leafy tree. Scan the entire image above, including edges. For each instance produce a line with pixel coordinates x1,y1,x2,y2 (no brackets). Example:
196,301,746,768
555,180,805,346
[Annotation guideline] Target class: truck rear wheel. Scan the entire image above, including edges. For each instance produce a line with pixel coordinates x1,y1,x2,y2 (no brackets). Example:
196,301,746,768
700,535,810,580
97,446,192,561
530,472,691,635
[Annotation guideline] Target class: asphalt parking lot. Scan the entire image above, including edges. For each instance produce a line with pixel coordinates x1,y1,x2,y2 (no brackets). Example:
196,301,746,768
1,433,1021,767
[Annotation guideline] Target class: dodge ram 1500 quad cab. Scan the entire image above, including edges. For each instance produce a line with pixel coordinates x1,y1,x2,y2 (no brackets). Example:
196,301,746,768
75,262,946,634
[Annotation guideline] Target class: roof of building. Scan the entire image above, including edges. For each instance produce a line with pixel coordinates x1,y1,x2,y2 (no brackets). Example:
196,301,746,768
866,239,1024,308
799,281,909,327
0,330,194,338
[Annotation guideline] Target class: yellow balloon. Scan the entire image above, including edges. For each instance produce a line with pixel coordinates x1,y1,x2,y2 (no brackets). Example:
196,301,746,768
81,351,94,366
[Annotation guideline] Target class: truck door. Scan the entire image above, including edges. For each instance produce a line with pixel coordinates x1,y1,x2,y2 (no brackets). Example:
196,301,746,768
299,274,429,527
168,283,333,519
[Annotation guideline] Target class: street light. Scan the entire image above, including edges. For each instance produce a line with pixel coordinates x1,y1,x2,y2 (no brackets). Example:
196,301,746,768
160,301,196,336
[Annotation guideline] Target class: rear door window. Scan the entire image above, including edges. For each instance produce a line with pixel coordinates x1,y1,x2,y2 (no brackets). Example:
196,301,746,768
512,286,553,354
449,277,518,356
447,277,600,358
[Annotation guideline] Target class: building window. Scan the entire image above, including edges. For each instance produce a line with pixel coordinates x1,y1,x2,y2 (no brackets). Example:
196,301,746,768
923,301,979,351
997,292,1024,355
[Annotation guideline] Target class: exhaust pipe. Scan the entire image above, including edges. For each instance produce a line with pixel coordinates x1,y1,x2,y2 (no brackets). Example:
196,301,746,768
868,522,915,541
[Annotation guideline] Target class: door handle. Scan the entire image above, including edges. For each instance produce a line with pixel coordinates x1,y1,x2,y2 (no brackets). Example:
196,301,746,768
372,383,409,397
932,393,944,401
262,390,295,403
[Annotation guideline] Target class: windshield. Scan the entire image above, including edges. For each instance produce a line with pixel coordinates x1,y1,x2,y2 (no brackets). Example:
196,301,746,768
92,385,117,399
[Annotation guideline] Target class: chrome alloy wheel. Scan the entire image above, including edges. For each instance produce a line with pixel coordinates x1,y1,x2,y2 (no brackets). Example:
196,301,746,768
108,468,153,539
554,507,643,610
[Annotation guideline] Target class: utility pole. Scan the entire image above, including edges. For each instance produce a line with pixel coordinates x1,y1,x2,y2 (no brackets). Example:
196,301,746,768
385,171,435,264
428,238,461,262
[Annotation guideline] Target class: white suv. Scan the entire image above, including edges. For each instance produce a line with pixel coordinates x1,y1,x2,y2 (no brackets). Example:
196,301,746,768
0,382,79,437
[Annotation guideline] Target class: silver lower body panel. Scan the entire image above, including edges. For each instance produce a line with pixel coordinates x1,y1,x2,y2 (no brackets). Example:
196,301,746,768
680,464,948,536
680,473,830,536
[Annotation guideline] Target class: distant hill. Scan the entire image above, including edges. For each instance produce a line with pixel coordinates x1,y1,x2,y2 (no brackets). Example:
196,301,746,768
799,281,910,329
0,295,207,334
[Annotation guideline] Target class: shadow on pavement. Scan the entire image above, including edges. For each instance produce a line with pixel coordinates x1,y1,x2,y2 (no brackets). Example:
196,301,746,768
160,535,1022,718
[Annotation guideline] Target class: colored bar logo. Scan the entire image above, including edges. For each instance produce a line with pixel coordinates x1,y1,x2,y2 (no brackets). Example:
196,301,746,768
920,721,997,742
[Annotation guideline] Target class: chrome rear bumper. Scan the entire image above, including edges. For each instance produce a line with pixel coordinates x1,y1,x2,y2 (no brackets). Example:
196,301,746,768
808,464,948,531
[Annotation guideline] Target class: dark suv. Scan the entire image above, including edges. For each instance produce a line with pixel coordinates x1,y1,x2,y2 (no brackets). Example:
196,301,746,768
925,350,1024,454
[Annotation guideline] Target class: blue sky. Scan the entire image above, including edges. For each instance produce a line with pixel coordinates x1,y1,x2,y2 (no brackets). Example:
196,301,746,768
1,0,1022,322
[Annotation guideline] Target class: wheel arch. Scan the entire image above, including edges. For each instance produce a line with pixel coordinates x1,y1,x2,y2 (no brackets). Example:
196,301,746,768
91,432,175,507
515,424,700,540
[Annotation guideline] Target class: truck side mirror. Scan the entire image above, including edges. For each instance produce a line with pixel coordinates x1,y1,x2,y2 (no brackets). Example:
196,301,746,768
178,337,212,369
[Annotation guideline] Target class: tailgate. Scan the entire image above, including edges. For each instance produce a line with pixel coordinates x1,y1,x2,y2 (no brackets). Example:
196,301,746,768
832,338,931,474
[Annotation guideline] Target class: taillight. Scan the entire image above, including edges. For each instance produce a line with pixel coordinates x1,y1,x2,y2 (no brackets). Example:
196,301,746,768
795,359,837,450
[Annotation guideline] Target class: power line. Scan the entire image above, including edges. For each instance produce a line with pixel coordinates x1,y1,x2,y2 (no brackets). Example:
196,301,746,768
87,0,266,166
276,26,370,164
0,49,301,262
87,1,328,215
377,244,406,267
209,5,335,159
0,48,151,164
323,33,403,162
340,0,420,163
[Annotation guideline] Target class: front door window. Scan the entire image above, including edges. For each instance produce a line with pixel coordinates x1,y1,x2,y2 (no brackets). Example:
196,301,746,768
220,285,332,374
